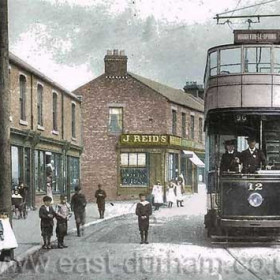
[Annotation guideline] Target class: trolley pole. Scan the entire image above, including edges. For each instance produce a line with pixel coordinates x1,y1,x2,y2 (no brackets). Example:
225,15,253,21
0,0,11,217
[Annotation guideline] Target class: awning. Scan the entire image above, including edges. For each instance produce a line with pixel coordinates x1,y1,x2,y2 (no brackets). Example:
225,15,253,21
183,150,205,168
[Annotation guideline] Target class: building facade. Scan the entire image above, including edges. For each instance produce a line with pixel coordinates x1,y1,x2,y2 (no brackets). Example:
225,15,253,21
9,53,82,207
75,50,205,201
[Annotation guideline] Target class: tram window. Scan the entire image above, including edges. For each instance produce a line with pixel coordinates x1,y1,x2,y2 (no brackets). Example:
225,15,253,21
244,47,271,73
209,51,217,76
220,48,241,74
274,48,280,73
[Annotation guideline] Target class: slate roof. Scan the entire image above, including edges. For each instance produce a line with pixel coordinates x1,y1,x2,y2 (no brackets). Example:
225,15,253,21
128,72,204,112
9,52,80,102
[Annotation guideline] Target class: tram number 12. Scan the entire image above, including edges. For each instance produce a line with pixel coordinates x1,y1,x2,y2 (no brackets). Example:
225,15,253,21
248,183,263,191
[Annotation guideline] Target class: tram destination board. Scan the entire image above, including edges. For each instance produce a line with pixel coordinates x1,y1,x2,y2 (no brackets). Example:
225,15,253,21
234,29,280,44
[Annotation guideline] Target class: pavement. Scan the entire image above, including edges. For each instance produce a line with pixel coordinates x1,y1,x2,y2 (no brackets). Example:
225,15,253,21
0,199,139,274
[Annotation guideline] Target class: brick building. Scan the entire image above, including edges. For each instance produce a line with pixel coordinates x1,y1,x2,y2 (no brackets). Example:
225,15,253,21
75,50,204,201
9,53,83,207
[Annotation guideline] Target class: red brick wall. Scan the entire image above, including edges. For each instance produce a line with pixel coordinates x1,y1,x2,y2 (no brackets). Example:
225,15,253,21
75,74,171,201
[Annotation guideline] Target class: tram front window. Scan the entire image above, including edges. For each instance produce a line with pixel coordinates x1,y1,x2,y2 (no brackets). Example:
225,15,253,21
209,51,217,76
220,48,241,74
244,47,271,73
208,114,280,175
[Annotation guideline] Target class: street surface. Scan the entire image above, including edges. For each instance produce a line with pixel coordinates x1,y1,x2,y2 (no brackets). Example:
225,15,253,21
3,185,280,280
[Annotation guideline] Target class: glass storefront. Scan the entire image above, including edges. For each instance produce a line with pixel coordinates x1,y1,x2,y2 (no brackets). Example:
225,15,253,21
120,153,148,187
168,153,179,181
11,146,23,189
68,156,80,192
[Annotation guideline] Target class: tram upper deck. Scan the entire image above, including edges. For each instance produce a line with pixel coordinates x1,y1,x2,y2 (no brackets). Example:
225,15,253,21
204,29,280,114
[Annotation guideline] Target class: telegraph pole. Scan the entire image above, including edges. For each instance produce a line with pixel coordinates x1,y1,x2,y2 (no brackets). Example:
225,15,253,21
0,0,11,217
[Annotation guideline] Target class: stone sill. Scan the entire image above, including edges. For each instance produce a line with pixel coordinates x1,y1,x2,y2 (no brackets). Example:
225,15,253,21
52,130,59,135
71,137,77,142
37,125,45,131
19,119,28,126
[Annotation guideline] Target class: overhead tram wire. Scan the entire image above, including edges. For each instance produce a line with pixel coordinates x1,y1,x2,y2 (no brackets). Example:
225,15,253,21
217,0,280,16
214,0,280,26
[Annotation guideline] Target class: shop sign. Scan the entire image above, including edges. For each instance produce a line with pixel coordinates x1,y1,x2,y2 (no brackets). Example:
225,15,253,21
120,134,168,145
169,136,182,146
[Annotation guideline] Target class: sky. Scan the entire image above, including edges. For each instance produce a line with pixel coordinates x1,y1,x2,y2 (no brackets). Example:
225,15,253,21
8,0,280,91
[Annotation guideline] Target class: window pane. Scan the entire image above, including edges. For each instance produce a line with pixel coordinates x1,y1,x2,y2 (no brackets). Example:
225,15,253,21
121,153,129,166
12,146,19,188
274,48,280,73
210,51,217,76
220,48,241,74
20,76,26,121
109,107,123,132
129,153,137,166
244,47,271,73
137,153,146,167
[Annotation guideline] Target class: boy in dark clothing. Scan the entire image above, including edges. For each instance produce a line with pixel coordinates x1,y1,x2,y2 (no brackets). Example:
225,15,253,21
55,194,72,249
136,193,152,244
39,196,55,249
95,184,107,219
71,186,87,237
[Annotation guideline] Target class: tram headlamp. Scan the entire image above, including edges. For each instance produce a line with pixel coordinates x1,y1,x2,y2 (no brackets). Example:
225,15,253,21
248,193,263,207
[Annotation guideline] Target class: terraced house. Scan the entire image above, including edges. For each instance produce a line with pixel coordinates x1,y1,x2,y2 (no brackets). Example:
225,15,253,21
75,50,205,201
9,53,82,207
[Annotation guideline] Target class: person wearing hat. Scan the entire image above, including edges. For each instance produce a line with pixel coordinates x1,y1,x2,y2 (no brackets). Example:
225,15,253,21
240,137,266,173
71,186,87,237
95,184,107,219
220,139,241,173
39,196,56,249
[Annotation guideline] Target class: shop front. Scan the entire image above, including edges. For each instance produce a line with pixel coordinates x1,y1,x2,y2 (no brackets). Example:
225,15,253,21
11,129,82,207
117,134,205,199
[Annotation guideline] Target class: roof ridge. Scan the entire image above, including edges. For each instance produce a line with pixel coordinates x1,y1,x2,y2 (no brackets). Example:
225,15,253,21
128,72,204,112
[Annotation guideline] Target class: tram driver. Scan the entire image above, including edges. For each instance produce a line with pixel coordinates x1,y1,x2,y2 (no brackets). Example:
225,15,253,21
240,137,267,174
220,139,241,173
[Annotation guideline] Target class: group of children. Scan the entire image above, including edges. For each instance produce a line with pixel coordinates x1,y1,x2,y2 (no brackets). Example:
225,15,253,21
39,186,86,249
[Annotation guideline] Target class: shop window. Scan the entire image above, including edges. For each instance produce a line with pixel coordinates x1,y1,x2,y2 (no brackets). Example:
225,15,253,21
120,153,148,186
19,75,26,121
109,107,123,133
190,115,195,140
182,112,186,138
11,146,23,189
37,84,43,126
35,150,46,193
168,153,179,181
172,110,177,135
274,48,280,73
50,153,64,193
53,92,58,131
68,156,80,192
199,117,203,142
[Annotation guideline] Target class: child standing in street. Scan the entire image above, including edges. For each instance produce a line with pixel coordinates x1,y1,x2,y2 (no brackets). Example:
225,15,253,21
136,193,152,244
55,194,72,248
71,186,87,237
166,181,176,208
39,196,55,249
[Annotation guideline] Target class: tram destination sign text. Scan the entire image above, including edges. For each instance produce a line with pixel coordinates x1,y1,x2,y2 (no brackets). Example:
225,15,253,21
234,30,280,44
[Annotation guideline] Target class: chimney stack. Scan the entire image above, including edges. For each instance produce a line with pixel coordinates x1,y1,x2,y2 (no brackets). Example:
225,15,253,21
104,49,128,78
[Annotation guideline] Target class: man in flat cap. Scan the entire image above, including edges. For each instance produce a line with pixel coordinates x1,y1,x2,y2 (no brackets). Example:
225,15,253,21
220,139,241,173
240,137,266,173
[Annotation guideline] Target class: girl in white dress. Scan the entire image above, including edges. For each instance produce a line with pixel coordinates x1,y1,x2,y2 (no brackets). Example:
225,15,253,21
166,181,176,208
152,181,164,210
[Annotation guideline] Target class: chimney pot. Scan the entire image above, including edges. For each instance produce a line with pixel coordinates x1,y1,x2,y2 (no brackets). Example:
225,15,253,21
104,49,128,76
107,50,112,55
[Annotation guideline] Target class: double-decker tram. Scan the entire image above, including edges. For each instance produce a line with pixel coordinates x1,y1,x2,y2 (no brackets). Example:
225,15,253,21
204,29,280,241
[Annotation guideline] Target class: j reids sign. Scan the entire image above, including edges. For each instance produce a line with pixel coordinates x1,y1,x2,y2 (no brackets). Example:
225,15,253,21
120,134,168,145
